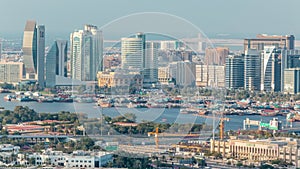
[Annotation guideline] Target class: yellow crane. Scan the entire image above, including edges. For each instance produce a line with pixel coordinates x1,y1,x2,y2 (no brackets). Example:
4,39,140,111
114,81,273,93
195,114,229,140
148,127,159,149
219,117,229,140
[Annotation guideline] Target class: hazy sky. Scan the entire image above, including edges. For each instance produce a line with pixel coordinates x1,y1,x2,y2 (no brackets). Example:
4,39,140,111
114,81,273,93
1,0,300,39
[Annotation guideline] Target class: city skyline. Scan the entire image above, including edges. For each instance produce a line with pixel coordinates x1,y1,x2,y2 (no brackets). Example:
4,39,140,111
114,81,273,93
2,1,300,169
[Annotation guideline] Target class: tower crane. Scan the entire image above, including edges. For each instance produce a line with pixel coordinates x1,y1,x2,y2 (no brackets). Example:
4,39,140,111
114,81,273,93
195,114,229,140
148,127,159,149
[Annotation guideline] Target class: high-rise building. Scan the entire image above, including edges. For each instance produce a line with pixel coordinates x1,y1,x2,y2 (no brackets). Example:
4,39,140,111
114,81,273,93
144,42,159,84
160,41,184,51
205,47,229,65
167,50,193,62
121,35,144,70
281,50,300,91
244,34,295,51
176,61,196,87
84,25,103,73
0,41,2,61
70,30,87,81
283,68,300,94
70,25,103,81
244,49,261,91
195,64,225,87
225,55,244,89
22,20,45,87
45,40,68,87
0,62,23,84
260,46,281,92
37,25,45,87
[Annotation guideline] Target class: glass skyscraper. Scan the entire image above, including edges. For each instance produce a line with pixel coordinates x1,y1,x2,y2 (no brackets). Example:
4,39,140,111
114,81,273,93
121,36,144,70
244,49,261,91
225,55,244,89
144,42,159,84
45,40,68,87
22,20,45,87
260,46,281,92
70,25,103,81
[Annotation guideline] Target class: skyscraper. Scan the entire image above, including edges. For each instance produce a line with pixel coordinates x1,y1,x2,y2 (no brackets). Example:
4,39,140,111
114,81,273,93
70,25,103,81
195,64,225,88
121,35,144,70
22,20,45,87
225,55,244,89
284,68,300,94
205,47,229,65
244,34,295,51
37,25,45,88
281,50,300,91
260,46,281,92
45,40,68,87
0,40,2,61
282,50,300,69
244,49,261,91
144,42,159,84
84,25,103,74
176,61,196,87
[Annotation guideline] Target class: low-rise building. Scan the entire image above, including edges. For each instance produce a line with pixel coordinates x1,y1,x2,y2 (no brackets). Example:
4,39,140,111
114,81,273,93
97,71,143,88
4,124,44,134
0,144,20,165
65,150,112,168
28,149,112,168
210,137,300,167
0,144,20,154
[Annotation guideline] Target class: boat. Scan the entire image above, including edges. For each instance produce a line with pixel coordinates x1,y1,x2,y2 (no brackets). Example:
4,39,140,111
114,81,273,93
180,108,208,115
286,113,295,122
75,97,94,103
146,103,168,108
97,99,114,108
259,109,278,117
16,96,36,102
4,94,13,101
198,110,209,115
38,97,54,103
127,102,148,108
294,104,300,111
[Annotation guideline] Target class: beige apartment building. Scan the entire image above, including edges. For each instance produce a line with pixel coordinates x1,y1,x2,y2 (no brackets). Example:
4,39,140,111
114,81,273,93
158,67,171,85
97,71,143,88
205,47,229,66
196,64,225,87
211,138,300,167
0,62,23,84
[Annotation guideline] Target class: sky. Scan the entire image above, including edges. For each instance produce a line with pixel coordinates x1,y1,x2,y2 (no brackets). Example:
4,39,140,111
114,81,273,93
0,0,300,39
